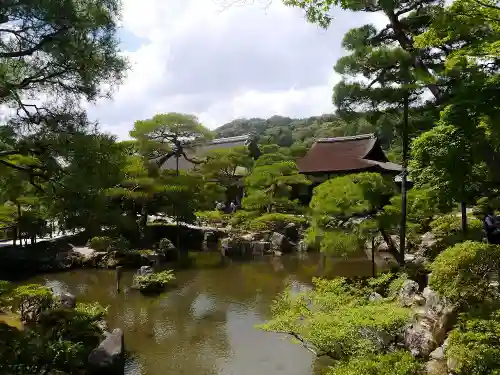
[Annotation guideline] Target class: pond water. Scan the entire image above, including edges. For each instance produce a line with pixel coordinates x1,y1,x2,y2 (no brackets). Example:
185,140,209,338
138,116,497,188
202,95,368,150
23,253,375,375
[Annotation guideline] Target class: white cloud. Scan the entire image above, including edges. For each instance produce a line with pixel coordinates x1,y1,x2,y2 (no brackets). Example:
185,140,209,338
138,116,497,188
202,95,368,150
87,0,389,139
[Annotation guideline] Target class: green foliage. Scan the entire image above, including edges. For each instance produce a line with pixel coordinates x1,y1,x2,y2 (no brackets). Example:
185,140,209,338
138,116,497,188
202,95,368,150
430,241,500,305
378,188,442,238
243,161,310,214
447,306,500,375
133,270,176,292
261,277,410,360
88,236,113,252
320,230,362,258
196,146,254,188
11,284,53,323
130,112,213,163
327,351,422,375
246,213,307,232
228,210,260,228
196,210,230,226
410,124,488,208
0,299,109,374
310,173,394,219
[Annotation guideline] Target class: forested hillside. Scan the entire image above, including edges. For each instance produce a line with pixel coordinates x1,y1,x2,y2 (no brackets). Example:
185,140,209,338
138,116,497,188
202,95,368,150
214,113,406,162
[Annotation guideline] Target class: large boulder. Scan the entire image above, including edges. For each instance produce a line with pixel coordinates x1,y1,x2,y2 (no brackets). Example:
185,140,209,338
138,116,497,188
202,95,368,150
87,328,125,375
284,223,299,243
399,280,420,307
157,238,178,262
425,359,448,375
58,292,76,309
270,232,293,253
404,322,436,358
136,266,153,277
202,230,219,252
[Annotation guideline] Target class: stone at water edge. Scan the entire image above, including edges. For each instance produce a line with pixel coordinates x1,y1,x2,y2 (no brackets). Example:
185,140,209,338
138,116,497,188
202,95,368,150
58,292,76,309
87,328,125,375
284,223,299,242
136,266,154,277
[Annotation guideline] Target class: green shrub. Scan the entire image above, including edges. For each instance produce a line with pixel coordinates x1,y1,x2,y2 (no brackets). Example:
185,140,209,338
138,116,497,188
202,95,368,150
0,280,13,308
195,210,229,226
328,351,422,375
320,230,362,258
88,236,113,252
247,213,307,232
11,284,53,323
446,306,500,375
229,210,259,228
109,236,130,251
430,241,500,305
425,214,485,259
133,270,175,293
261,277,410,360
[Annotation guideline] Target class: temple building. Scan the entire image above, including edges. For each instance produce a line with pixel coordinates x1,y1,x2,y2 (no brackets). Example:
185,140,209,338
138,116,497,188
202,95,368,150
160,134,261,205
295,134,403,202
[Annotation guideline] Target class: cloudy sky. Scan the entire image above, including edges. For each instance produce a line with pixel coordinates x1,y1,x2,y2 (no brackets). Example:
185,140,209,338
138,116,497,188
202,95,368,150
87,0,387,139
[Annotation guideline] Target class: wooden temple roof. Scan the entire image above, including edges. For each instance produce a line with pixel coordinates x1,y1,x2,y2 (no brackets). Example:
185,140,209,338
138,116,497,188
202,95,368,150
296,134,402,174
160,134,254,172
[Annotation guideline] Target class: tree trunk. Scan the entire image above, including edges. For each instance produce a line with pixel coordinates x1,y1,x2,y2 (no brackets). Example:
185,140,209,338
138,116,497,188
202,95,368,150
17,203,22,248
461,201,467,234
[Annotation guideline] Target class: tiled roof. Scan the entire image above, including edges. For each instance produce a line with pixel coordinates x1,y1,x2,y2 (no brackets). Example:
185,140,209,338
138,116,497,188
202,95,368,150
297,134,402,174
160,134,251,172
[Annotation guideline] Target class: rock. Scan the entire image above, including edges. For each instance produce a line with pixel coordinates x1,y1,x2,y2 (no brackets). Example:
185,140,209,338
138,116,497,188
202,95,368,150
251,241,270,256
202,231,218,252
297,240,308,252
399,280,420,307
430,305,456,345
284,223,299,242
419,232,438,255
270,232,292,253
369,292,383,302
430,346,445,360
136,266,153,277
425,359,448,375
358,326,393,351
447,356,459,373
404,323,437,357
88,328,124,375
58,292,76,309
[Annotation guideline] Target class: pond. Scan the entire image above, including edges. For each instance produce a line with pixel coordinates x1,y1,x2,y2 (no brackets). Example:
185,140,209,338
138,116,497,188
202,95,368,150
22,253,375,375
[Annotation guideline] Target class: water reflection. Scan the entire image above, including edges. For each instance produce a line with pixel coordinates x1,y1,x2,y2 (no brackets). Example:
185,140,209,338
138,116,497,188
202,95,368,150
23,254,330,375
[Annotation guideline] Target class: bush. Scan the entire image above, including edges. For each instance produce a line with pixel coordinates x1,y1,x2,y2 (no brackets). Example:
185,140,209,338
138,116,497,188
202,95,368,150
247,213,307,232
320,230,362,258
430,213,482,238
430,241,500,305
446,306,500,375
158,237,176,253
87,236,113,252
195,210,229,226
133,270,175,293
11,284,53,323
229,210,259,228
328,351,422,375
109,236,130,251
261,277,410,360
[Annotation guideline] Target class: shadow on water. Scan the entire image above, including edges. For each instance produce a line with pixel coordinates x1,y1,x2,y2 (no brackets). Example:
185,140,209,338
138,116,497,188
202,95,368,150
21,252,377,375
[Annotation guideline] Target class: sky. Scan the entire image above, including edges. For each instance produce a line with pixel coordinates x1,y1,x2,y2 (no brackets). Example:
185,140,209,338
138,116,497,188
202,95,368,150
86,0,387,140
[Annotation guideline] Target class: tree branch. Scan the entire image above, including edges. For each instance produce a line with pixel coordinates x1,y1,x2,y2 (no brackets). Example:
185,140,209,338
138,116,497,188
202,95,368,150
0,27,68,58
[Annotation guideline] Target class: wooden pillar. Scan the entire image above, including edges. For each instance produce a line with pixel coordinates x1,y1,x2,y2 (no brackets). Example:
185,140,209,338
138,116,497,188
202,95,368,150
115,266,123,292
